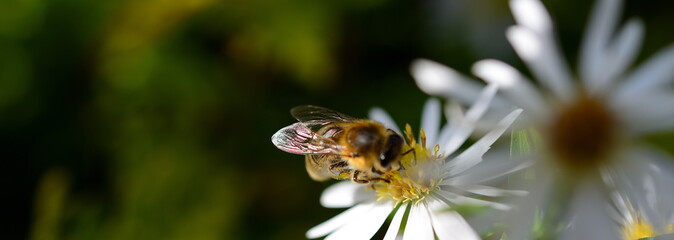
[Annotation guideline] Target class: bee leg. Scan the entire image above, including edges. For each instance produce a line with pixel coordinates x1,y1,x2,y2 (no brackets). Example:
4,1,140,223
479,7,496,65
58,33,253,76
371,167,385,175
369,177,391,183
368,168,392,183
352,170,370,184
353,170,391,184
326,162,352,180
328,161,349,171
329,161,350,178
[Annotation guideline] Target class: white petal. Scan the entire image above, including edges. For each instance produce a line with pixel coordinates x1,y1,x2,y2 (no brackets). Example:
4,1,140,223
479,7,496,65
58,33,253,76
432,212,476,240
436,125,454,155
325,201,394,240
426,198,479,240
506,26,541,62
644,151,674,226
436,101,464,153
436,189,511,211
606,18,643,78
609,189,633,224
458,184,528,197
306,202,374,239
383,204,408,240
369,107,402,135
506,26,576,102
410,59,486,105
561,181,620,240
450,148,533,185
420,98,442,146
613,147,674,231
472,59,550,121
444,100,464,127
579,0,623,88
441,84,498,156
510,0,552,33
505,169,555,240
613,43,674,102
447,109,522,176
586,18,644,95
616,90,674,134
403,203,434,240
320,181,374,208
641,171,660,222
464,84,498,122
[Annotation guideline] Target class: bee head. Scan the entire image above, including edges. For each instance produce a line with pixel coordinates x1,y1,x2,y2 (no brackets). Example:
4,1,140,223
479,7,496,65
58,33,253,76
346,124,402,172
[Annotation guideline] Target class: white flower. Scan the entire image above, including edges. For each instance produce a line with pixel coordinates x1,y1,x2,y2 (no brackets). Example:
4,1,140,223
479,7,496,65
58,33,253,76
412,0,674,239
306,89,523,240
614,181,674,240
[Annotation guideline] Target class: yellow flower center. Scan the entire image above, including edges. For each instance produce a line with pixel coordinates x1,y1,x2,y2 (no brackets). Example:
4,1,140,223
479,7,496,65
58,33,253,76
549,95,617,171
372,125,444,204
622,211,674,240
624,217,656,240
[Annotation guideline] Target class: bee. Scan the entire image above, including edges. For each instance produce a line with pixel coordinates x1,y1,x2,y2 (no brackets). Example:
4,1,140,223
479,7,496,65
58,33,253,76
272,105,405,184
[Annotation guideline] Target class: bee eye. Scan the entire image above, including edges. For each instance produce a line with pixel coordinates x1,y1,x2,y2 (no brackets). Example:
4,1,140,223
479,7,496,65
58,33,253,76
381,134,403,169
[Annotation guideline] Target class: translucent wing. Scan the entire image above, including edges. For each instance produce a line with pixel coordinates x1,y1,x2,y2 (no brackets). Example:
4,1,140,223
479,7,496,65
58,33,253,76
291,105,358,123
272,122,343,155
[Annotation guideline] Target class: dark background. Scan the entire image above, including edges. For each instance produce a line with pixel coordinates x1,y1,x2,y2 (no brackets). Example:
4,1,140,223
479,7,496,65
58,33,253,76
2,0,673,239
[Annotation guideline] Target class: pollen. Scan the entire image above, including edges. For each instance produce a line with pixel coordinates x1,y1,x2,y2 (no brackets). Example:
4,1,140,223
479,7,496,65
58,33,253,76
372,126,444,204
618,202,674,240
623,217,656,240
549,96,616,170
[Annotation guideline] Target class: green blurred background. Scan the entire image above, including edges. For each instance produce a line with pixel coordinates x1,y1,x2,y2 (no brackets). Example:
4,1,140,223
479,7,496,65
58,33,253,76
2,0,673,239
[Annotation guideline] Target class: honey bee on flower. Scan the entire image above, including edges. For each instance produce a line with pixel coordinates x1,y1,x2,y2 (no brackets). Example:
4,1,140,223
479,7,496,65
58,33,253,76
272,105,408,183
297,89,524,240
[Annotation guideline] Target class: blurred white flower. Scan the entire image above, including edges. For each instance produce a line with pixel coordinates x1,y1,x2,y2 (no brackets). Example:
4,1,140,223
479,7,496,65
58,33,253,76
411,0,674,239
615,185,674,240
306,92,523,240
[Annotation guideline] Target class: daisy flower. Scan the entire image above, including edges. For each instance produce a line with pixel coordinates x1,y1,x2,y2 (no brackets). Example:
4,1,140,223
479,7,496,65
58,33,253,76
412,0,674,239
306,87,523,240
615,188,674,240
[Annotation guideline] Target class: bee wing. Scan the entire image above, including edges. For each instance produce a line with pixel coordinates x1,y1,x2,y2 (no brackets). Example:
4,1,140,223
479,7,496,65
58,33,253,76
272,122,343,155
291,105,358,123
